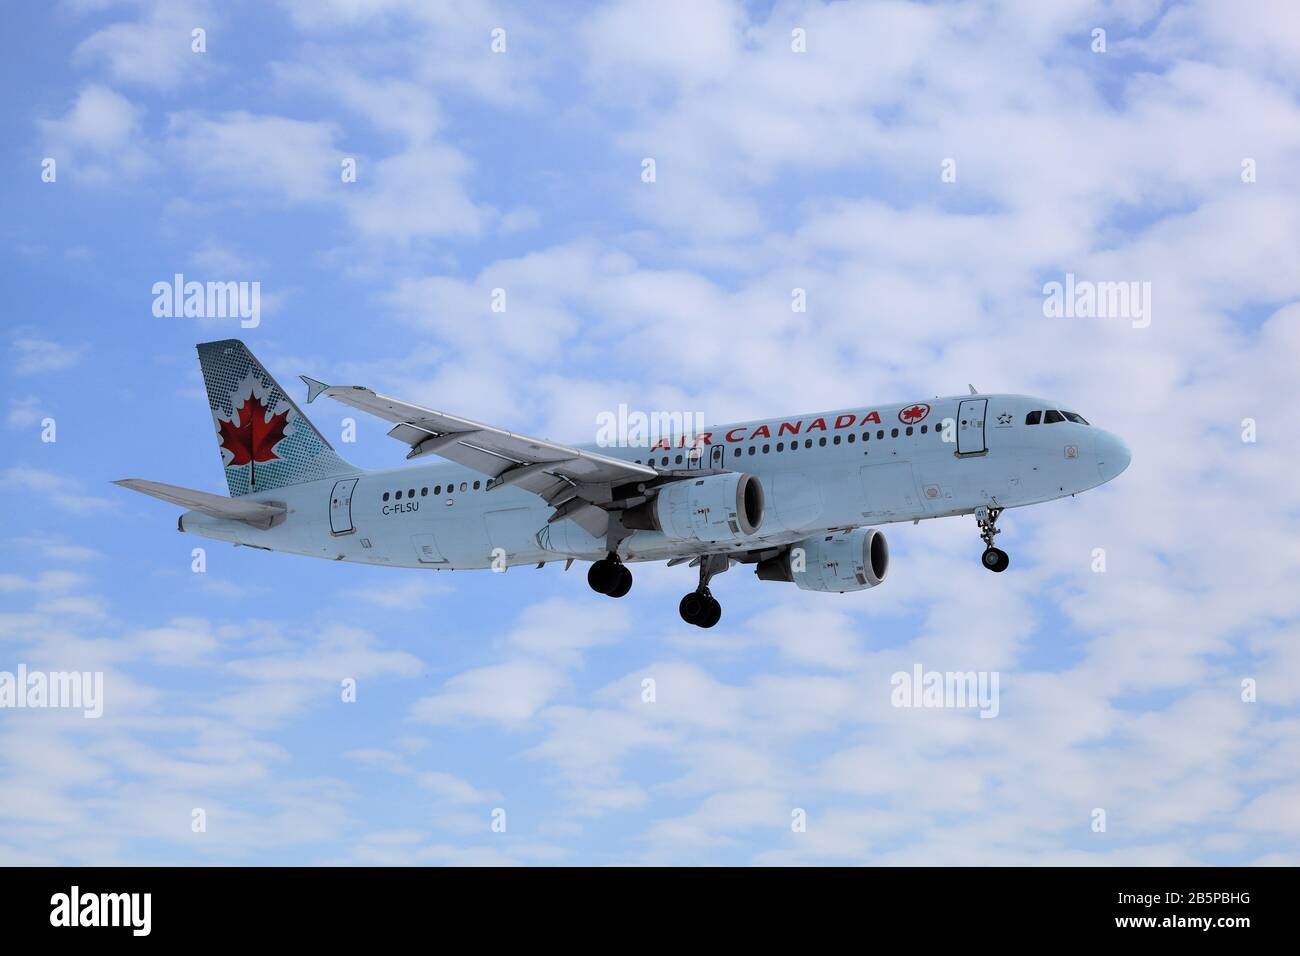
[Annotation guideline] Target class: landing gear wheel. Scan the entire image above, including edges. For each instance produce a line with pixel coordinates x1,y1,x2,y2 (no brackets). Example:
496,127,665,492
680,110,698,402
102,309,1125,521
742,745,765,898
679,591,722,627
982,547,1009,573
679,591,707,625
974,506,1008,573
699,595,722,628
606,564,633,598
587,558,621,595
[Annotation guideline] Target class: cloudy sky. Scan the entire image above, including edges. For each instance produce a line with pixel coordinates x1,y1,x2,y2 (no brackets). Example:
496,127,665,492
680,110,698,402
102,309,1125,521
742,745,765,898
2,0,1299,865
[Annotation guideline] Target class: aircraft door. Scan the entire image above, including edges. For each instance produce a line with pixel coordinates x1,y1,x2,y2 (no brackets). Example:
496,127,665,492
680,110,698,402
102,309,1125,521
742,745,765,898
956,399,988,456
329,478,359,534
709,444,726,469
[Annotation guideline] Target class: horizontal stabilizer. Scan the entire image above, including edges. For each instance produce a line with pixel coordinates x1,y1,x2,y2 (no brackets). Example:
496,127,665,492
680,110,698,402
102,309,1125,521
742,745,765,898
114,479,287,529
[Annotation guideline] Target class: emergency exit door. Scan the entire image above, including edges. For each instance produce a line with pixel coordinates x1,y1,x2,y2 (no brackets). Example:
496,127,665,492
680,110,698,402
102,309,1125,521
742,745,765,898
956,399,988,456
329,478,359,534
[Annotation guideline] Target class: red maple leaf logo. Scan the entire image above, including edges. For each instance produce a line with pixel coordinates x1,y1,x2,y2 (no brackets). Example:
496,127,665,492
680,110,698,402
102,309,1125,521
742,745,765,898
899,403,930,424
218,390,289,489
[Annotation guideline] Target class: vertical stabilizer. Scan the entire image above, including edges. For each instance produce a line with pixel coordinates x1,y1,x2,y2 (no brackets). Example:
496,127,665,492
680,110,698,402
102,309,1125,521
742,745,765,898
196,339,354,496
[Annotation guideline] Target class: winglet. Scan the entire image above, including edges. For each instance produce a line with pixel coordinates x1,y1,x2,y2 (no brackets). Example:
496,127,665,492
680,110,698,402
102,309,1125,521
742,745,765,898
968,384,978,395
300,375,330,404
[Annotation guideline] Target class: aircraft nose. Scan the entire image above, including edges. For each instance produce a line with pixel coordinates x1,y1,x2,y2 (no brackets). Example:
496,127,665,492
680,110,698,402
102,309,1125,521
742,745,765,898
1096,430,1131,483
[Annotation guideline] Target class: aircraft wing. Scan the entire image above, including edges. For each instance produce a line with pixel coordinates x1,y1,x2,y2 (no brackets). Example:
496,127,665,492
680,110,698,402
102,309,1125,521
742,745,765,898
114,479,287,529
301,376,659,538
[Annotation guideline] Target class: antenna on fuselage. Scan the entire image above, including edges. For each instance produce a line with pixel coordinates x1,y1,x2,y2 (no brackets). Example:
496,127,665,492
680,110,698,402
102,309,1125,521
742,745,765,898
968,384,978,395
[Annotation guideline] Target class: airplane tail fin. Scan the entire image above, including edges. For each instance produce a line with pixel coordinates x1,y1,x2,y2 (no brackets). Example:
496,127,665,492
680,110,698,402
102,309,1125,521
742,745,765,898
196,339,355,496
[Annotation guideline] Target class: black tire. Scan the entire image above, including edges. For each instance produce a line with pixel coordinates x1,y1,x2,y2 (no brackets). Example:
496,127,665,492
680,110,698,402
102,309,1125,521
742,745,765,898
699,597,722,628
588,559,618,594
606,565,633,598
679,592,707,624
982,547,1009,573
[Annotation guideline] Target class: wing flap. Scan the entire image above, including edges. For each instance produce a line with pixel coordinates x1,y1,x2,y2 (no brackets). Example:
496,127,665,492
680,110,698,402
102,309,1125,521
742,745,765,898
305,379,657,489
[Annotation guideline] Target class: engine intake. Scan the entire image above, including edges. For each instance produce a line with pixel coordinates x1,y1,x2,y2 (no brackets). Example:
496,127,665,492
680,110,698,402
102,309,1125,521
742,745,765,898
624,473,764,543
756,528,889,592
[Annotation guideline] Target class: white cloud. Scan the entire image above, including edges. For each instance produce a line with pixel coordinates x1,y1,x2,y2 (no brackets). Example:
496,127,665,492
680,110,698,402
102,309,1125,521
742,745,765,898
10,336,86,375
6,397,46,428
74,0,217,89
37,84,152,185
165,111,342,203
2,468,113,514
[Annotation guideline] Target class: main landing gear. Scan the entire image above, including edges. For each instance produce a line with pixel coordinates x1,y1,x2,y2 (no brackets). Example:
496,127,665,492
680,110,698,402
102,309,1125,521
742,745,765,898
679,554,726,628
588,554,633,598
976,505,1010,573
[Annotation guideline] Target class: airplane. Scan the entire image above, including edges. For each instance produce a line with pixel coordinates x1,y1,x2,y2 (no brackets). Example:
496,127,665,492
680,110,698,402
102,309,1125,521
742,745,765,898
116,339,1131,627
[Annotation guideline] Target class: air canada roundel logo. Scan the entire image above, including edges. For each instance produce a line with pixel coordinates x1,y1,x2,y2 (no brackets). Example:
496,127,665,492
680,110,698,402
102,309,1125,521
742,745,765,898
899,403,930,425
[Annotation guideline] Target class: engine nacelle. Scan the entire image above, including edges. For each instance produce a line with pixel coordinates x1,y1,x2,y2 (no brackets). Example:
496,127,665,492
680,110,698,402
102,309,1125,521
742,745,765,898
624,473,764,544
755,528,889,592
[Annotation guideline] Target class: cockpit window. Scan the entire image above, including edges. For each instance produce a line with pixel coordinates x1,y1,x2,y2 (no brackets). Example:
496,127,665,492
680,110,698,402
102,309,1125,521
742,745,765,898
1025,410,1042,425
1044,409,1065,424
1062,411,1089,425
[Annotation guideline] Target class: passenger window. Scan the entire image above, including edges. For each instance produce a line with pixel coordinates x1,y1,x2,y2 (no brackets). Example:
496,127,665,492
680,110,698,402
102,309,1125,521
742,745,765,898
407,489,415,498
890,428,899,438
905,426,913,436
459,481,468,492
1044,410,1064,424
762,444,769,453
734,447,741,457
748,446,755,455
473,480,480,490
833,436,841,445
804,439,812,448
395,490,402,500
421,487,428,496
382,492,390,502
777,442,784,451
675,455,682,464
862,432,869,442
877,430,884,440
847,434,854,443
920,425,927,434
1025,411,1042,425
818,437,827,447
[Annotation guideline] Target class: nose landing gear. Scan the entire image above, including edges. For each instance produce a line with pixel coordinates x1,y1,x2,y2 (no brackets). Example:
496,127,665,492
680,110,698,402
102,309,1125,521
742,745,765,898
976,505,1009,573
588,554,633,597
679,554,728,627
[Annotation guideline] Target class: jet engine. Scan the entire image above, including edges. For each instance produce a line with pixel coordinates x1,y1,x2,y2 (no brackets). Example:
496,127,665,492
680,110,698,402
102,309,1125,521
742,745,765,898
623,473,764,544
755,528,889,592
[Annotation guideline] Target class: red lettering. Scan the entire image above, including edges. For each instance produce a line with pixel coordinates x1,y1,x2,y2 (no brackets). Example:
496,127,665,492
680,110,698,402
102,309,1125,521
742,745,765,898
750,424,771,439
807,418,827,431
778,421,802,436
861,411,881,424
834,414,855,429
725,427,747,443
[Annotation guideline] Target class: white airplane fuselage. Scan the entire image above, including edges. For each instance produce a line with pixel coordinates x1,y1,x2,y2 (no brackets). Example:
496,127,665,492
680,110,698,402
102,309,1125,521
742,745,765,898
180,393,1131,571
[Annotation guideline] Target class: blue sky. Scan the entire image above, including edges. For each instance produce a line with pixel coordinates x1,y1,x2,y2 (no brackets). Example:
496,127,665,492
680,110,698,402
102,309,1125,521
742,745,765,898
2,0,1300,865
